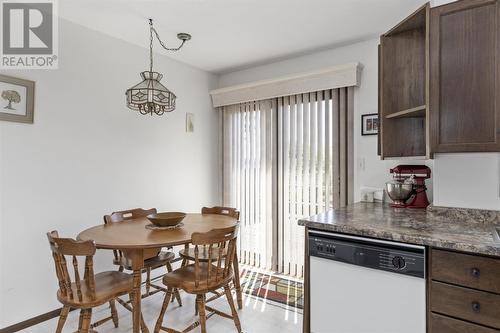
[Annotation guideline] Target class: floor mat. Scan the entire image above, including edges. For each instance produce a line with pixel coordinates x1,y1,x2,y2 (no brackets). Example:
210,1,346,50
239,267,304,310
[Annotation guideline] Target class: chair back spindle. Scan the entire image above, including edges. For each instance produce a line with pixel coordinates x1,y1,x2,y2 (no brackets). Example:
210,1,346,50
47,231,97,301
191,225,239,288
194,206,240,256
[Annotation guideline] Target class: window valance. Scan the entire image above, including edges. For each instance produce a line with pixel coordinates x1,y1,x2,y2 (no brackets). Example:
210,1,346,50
210,62,362,107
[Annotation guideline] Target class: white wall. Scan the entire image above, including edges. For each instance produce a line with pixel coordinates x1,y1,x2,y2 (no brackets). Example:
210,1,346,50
0,18,219,327
219,38,433,203
433,153,500,209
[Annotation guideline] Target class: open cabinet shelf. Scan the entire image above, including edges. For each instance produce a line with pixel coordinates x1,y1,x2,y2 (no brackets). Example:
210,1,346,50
383,155,427,160
379,3,430,159
386,105,426,119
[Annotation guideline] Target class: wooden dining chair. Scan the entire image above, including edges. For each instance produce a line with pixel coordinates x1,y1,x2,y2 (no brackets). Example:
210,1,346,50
154,225,242,333
179,206,242,310
104,208,182,305
47,231,148,333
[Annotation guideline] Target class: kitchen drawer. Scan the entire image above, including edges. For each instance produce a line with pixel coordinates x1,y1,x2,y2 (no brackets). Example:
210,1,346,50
431,249,500,293
430,313,500,333
431,281,500,329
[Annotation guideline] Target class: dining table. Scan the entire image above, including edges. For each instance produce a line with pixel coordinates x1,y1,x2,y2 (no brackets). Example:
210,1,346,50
77,213,239,333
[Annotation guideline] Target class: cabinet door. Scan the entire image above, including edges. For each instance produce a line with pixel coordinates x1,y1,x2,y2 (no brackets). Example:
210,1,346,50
430,0,500,152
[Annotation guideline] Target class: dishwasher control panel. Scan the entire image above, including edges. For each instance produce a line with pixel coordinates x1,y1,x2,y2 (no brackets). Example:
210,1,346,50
309,232,425,278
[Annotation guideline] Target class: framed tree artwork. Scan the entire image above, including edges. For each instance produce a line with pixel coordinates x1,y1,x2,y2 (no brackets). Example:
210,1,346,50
0,74,35,124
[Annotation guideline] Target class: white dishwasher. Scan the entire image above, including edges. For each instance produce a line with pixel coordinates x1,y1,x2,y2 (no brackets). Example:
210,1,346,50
309,230,426,333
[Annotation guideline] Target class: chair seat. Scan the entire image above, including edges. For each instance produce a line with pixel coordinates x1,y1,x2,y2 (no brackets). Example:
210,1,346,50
57,271,133,307
163,263,233,294
114,251,175,271
179,246,227,262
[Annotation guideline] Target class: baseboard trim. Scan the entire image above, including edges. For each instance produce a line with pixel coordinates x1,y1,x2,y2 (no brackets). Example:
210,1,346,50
0,307,71,333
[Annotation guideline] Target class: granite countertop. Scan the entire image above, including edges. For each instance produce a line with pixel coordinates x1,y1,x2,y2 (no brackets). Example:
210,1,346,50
298,202,500,257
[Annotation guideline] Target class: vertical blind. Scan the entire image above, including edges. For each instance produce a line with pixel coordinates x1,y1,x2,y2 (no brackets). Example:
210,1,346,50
221,100,276,271
277,88,353,277
221,87,353,277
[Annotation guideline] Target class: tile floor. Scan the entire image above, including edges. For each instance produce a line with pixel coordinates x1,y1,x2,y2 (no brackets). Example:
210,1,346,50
22,282,302,333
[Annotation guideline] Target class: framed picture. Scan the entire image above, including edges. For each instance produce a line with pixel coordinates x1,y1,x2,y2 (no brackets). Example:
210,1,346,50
0,74,35,124
361,113,378,136
186,113,194,133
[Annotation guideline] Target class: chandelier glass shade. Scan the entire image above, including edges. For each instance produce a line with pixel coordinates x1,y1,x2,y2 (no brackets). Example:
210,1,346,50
125,19,190,116
126,71,176,115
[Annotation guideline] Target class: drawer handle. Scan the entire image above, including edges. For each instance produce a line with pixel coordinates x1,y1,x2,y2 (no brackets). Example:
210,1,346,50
471,268,481,278
472,302,481,312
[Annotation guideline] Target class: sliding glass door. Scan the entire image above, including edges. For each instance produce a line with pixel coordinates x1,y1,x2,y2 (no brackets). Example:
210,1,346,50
221,88,353,278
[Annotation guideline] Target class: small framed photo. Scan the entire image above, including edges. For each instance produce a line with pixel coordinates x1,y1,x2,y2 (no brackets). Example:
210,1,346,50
0,74,35,124
186,113,194,133
361,113,378,136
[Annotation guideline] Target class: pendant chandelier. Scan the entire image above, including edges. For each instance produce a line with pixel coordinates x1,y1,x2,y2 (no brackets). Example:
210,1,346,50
125,19,191,115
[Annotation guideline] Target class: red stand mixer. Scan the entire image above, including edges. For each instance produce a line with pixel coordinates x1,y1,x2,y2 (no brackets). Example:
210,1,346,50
386,165,431,209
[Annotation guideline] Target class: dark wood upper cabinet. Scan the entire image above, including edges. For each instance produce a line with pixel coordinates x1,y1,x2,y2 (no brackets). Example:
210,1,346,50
379,0,500,157
379,3,430,159
430,0,500,153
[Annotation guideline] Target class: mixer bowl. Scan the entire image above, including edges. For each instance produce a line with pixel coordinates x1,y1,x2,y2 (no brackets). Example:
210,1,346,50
386,182,414,202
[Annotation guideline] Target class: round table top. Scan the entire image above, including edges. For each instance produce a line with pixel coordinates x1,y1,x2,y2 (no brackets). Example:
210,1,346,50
77,213,238,249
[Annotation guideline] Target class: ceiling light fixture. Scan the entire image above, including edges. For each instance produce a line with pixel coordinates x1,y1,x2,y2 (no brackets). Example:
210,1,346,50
125,19,191,115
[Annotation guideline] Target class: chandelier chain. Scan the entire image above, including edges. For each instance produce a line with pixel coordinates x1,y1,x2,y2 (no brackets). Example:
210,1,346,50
152,27,187,52
149,19,187,73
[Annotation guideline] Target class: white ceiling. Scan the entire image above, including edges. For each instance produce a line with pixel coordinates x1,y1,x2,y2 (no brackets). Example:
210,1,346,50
59,0,426,73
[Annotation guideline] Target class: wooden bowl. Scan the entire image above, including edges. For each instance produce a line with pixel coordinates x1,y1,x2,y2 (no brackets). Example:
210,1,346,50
147,212,186,227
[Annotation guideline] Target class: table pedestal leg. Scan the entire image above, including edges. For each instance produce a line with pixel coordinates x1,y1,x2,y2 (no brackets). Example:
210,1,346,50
124,249,147,333
132,268,143,333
